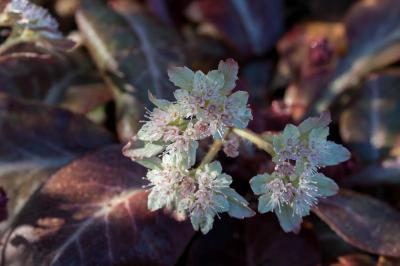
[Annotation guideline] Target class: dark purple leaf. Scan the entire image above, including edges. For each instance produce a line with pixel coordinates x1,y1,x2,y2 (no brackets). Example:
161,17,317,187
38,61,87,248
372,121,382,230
76,0,185,142
312,190,400,257
0,145,194,266
185,214,320,266
197,0,283,57
0,93,113,232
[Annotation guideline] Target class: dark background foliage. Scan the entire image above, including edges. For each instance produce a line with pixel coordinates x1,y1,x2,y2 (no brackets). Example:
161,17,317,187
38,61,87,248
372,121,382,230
1,0,400,265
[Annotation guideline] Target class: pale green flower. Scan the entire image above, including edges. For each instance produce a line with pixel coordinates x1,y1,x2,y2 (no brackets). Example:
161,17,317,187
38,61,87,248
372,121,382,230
146,154,187,211
168,59,252,139
188,161,254,234
251,113,348,233
124,60,254,235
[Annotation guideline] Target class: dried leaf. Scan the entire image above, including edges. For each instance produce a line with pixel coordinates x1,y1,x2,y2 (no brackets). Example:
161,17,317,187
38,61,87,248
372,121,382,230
0,145,194,265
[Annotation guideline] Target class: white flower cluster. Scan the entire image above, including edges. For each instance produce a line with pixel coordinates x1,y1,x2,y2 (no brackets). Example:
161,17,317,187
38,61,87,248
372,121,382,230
250,113,350,233
123,59,254,234
0,0,74,50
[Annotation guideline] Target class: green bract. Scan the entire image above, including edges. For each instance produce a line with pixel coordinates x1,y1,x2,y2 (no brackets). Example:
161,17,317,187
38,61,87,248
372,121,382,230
250,113,349,233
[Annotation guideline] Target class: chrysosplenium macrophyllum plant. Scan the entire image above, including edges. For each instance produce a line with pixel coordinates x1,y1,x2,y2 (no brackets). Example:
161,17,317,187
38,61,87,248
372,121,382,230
123,59,254,234
0,0,74,52
123,59,350,234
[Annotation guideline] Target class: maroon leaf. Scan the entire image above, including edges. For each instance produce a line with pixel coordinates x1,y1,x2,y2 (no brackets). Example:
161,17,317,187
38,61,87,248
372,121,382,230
0,93,113,232
197,0,284,57
312,190,400,257
0,145,194,266
0,188,7,223
185,214,321,266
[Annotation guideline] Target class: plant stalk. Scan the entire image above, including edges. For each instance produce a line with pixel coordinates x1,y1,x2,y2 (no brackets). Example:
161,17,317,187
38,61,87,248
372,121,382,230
197,139,224,170
232,128,275,156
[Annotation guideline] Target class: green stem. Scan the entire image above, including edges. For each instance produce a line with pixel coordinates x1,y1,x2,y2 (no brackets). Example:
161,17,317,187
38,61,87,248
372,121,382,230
0,38,23,55
232,128,275,156
197,139,223,170
197,129,233,170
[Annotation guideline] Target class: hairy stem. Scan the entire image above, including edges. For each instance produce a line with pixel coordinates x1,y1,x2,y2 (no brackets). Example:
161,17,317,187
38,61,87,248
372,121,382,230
232,128,275,156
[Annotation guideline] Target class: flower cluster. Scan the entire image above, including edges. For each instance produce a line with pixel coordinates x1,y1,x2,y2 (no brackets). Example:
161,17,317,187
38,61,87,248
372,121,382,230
0,0,74,51
250,113,350,233
123,59,254,233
